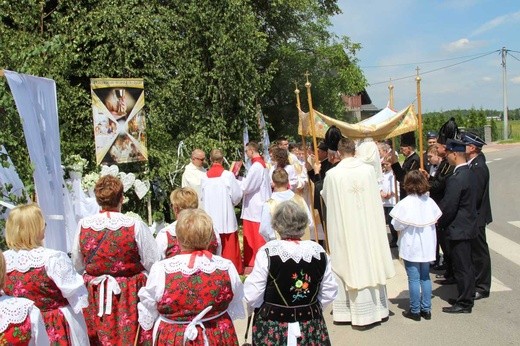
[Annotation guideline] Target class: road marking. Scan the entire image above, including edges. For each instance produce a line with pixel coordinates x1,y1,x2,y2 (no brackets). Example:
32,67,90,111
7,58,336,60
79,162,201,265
508,221,520,228
488,227,520,270
494,158,503,161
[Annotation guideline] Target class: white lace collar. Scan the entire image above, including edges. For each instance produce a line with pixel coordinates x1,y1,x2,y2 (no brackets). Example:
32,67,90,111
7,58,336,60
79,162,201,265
4,247,54,273
0,295,34,332
80,211,136,231
264,240,324,263
161,254,232,275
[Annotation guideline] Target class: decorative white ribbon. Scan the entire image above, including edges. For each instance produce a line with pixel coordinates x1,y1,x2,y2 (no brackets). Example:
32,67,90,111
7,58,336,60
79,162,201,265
287,321,301,346
89,275,121,317
183,305,213,345
151,305,228,346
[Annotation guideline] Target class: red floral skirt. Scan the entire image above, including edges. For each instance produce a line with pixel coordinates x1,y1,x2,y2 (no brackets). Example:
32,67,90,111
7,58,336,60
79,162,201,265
83,272,150,346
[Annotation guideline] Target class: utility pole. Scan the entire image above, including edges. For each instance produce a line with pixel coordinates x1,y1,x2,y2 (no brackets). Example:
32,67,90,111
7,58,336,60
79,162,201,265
502,47,509,140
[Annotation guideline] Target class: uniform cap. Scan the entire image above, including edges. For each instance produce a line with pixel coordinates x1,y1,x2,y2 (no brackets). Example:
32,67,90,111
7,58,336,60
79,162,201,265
461,131,486,148
445,138,466,152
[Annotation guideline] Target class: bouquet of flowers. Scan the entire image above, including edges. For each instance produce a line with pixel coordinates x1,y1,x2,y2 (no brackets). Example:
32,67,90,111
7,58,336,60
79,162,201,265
82,172,100,192
65,154,88,173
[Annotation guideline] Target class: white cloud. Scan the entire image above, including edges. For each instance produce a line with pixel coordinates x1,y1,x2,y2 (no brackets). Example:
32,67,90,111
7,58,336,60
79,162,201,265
471,10,520,36
511,76,520,84
482,76,493,82
444,38,470,52
442,38,487,52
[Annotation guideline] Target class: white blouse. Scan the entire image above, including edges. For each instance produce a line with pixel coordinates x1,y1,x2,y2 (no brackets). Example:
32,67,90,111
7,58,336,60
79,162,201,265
0,295,50,346
71,211,160,273
155,221,222,259
137,254,245,331
244,240,338,309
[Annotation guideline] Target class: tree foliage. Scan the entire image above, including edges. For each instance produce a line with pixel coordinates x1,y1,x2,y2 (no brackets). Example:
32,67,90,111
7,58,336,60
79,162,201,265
0,0,366,216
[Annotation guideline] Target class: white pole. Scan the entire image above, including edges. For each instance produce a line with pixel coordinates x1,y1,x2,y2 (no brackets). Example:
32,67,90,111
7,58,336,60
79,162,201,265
502,47,509,140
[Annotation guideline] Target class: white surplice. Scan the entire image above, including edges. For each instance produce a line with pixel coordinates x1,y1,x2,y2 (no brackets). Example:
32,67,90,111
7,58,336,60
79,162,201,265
322,157,395,326
201,170,242,234
239,160,271,222
258,190,313,242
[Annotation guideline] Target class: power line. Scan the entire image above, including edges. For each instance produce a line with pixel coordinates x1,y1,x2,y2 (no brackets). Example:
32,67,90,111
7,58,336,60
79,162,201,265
369,50,500,86
361,50,499,68
508,52,520,63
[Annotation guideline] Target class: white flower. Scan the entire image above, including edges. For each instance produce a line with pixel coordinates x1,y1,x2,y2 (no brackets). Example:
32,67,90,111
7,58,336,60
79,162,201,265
82,172,100,192
65,154,88,173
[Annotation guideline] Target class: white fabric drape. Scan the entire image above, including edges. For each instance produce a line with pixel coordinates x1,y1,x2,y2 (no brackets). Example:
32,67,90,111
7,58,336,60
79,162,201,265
4,70,67,252
0,145,27,218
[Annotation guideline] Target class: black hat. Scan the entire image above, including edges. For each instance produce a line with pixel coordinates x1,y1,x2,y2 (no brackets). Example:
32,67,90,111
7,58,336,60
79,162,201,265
400,131,416,147
437,117,459,144
324,125,342,151
461,131,486,148
318,141,329,151
427,131,438,139
445,138,466,152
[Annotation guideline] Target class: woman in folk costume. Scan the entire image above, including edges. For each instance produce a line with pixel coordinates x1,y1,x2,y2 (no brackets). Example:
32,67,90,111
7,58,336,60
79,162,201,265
3,204,88,345
0,250,50,346
390,170,442,321
138,208,245,345
155,187,221,260
244,201,338,345
72,175,160,345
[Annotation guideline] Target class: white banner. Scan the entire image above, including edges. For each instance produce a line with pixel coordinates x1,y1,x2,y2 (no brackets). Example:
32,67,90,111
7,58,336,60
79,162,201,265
4,70,68,252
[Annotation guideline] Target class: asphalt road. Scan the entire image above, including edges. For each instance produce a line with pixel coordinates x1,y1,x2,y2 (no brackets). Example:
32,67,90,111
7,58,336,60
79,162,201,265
235,142,520,346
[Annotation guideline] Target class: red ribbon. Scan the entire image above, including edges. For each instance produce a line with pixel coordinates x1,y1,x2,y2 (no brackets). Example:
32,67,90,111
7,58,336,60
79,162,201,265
187,250,213,268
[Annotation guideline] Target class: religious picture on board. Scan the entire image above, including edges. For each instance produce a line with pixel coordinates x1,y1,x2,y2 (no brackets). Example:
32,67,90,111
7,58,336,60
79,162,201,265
90,78,148,165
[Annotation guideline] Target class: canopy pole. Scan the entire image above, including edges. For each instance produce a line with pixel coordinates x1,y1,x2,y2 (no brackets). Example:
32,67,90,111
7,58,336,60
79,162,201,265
388,81,399,203
416,67,424,170
304,72,329,253
295,82,319,243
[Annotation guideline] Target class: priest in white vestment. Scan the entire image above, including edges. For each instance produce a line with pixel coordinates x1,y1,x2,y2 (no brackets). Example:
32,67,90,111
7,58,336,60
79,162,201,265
322,138,395,327
201,149,243,274
181,149,207,202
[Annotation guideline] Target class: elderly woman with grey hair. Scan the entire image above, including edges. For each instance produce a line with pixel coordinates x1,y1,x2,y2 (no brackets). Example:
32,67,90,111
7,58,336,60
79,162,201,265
244,200,338,345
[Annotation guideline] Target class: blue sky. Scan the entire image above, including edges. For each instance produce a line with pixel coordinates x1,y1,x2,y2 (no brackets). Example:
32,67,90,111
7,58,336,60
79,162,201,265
330,0,520,112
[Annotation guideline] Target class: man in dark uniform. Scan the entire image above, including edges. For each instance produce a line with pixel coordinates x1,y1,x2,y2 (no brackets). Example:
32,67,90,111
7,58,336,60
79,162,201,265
461,131,493,300
439,139,477,314
424,118,458,278
423,131,438,173
390,131,420,200
306,141,333,229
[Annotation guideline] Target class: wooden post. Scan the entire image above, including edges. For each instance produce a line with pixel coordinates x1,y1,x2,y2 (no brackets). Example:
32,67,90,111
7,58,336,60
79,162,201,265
295,82,319,243
416,67,424,170
304,72,329,252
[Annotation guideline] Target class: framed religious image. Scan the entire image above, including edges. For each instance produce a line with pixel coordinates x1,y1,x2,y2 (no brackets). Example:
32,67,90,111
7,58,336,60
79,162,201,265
90,78,148,165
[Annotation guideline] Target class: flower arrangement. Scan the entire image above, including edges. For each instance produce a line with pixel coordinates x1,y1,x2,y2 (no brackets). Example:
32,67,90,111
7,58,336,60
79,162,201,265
65,154,88,173
82,172,100,192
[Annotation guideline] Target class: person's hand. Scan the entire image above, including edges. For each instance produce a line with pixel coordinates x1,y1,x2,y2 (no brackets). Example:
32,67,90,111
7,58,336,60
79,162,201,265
419,168,429,179
314,162,321,175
